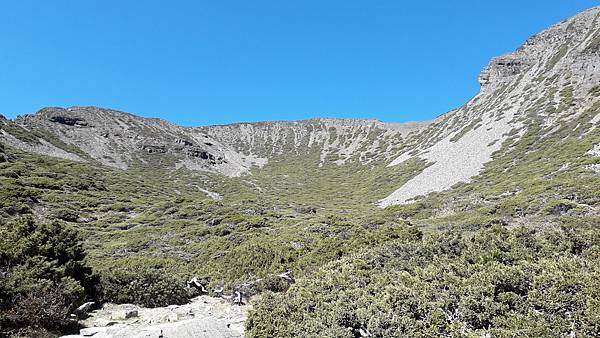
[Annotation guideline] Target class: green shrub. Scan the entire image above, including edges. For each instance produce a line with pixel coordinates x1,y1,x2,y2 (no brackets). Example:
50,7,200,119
544,199,577,215
0,217,95,335
98,257,190,307
256,274,291,293
52,208,79,222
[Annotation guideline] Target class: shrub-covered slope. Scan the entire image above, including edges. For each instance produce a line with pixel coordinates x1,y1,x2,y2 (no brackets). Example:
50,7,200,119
247,225,600,338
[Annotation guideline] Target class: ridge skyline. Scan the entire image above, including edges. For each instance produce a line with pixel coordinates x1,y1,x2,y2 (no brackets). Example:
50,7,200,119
1,1,597,127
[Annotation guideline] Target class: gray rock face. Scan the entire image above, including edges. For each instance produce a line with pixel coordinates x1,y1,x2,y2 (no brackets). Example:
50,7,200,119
478,55,530,87
380,5,600,206
3,105,429,176
110,306,138,320
12,106,247,174
48,115,88,127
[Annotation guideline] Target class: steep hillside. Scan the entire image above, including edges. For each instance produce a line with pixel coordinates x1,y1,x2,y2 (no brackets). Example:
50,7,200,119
1,107,427,176
200,118,427,165
380,6,600,205
4,107,265,176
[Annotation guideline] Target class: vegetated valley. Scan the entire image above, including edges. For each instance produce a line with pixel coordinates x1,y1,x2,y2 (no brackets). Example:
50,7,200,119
2,6,600,338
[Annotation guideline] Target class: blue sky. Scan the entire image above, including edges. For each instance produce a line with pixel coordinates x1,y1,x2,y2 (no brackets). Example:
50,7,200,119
0,1,597,126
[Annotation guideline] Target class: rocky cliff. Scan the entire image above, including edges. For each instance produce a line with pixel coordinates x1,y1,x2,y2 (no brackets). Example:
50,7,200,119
381,6,600,205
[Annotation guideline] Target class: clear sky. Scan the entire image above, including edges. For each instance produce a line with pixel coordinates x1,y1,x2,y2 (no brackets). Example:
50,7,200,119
0,1,597,126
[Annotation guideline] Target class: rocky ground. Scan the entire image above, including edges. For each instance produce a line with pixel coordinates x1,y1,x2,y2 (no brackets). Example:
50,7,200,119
61,296,249,338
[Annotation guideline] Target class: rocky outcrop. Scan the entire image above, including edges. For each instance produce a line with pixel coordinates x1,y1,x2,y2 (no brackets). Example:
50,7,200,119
141,144,167,154
49,115,88,127
478,55,530,87
37,107,90,126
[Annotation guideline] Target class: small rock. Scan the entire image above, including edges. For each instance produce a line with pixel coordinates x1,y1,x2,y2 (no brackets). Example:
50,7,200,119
110,308,138,320
93,319,119,327
167,312,178,322
80,327,109,336
74,301,95,319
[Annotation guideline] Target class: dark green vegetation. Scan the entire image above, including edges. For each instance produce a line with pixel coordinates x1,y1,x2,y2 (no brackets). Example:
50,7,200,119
1,109,599,338
0,218,95,337
248,224,600,338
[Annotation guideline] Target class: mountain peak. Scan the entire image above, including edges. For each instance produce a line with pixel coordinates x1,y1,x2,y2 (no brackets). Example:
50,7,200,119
479,6,600,90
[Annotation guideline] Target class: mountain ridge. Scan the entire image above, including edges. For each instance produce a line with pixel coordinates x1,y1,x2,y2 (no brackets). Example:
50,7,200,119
1,6,600,207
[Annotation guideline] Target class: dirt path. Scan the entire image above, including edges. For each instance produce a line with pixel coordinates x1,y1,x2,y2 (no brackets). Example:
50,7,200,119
61,296,249,338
